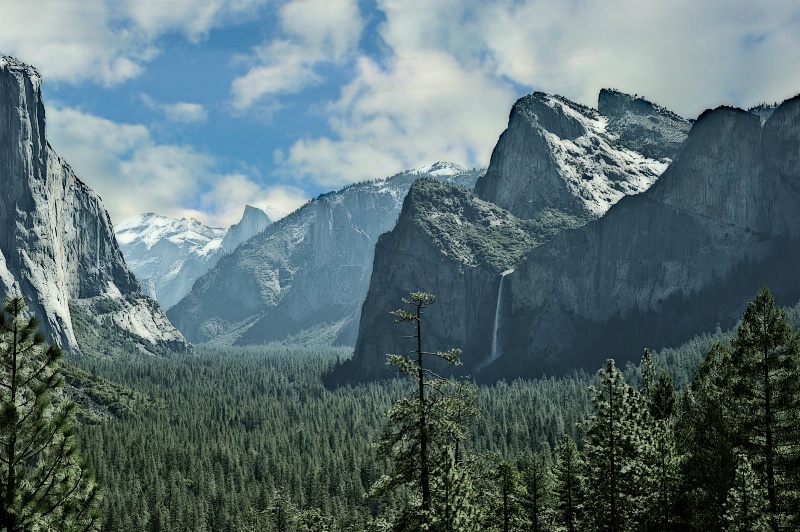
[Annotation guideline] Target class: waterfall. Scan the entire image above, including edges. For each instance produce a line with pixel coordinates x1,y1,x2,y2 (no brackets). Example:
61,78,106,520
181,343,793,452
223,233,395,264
479,269,514,372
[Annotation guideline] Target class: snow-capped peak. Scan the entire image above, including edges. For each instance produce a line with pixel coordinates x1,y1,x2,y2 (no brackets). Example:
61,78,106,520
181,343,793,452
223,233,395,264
409,161,467,177
115,213,225,252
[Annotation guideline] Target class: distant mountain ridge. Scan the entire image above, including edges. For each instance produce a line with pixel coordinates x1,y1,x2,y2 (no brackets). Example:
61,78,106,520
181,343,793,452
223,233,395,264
167,163,482,346
0,54,187,353
116,205,274,309
333,92,800,384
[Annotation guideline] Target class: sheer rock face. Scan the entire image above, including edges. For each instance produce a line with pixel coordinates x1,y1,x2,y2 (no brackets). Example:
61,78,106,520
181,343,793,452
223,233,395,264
473,91,689,223
328,179,543,384
167,164,483,346
338,93,800,384
220,205,272,252
0,54,187,353
495,97,800,379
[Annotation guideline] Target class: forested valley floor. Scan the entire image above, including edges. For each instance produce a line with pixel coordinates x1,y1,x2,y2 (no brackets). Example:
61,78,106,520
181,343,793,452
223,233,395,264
62,290,800,531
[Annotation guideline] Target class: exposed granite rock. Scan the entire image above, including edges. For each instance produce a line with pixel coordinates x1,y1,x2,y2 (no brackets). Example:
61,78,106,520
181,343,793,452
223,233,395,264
168,165,483,346
0,54,187,353
339,93,800,384
473,91,686,222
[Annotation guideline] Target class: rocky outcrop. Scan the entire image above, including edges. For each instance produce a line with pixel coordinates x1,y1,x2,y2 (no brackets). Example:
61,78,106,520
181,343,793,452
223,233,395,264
324,178,558,385
474,91,689,221
168,164,482,346
220,205,272,252
336,91,690,383
0,54,187,353
598,89,692,160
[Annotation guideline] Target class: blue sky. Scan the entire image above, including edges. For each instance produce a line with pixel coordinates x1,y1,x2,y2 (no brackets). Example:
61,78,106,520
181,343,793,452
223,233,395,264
1,0,799,227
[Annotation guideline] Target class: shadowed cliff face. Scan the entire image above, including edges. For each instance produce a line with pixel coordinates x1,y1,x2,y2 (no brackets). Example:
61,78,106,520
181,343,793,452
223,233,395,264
495,98,800,379
0,55,187,353
336,93,800,385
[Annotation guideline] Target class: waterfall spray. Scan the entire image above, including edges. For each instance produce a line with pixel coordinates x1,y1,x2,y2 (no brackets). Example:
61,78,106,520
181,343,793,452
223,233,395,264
478,269,514,372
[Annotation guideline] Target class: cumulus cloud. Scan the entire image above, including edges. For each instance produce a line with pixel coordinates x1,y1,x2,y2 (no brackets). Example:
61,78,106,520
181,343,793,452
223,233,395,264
0,0,266,85
272,0,800,188
229,0,364,110
276,52,515,186
47,106,304,228
141,95,208,123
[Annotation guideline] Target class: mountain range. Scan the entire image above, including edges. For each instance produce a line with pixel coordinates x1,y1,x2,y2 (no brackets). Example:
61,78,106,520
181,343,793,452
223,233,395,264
4,51,798,387
166,163,482,346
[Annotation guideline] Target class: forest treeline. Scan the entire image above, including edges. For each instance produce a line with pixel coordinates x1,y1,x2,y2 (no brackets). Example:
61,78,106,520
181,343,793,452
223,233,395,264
4,287,797,530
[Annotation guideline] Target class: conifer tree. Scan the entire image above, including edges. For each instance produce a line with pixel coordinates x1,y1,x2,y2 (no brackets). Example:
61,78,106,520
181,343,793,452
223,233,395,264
520,451,553,532
552,434,582,532
675,342,739,530
372,292,471,531
489,460,525,532
641,352,679,531
723,454,771,532
0,295,101,532
583,359,654,531
729,286,800,530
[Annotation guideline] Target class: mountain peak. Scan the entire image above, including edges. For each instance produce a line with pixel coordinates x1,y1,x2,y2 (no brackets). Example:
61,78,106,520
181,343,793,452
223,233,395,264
409,161,467,176
0,53,41,89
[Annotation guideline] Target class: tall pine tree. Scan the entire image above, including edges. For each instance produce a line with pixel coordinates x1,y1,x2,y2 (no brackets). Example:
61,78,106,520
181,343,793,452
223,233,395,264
0,296,100,531
583,359,654,531
729,287,800,530
552,434,583,532
372,292,472,531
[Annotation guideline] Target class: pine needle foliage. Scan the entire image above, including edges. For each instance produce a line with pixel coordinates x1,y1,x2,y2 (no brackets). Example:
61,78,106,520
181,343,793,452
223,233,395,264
0,296,100,531
372,292,476,531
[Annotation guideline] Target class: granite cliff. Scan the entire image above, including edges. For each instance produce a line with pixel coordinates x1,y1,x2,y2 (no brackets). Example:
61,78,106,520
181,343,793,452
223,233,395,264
0,54,186,353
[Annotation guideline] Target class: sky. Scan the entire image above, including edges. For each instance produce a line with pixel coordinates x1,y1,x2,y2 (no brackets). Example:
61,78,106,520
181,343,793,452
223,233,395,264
1,0,799,228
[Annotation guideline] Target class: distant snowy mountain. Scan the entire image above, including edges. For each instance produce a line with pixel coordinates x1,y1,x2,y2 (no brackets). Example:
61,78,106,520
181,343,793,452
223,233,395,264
115,214,226,310
116,206,275,309
167,165,483,346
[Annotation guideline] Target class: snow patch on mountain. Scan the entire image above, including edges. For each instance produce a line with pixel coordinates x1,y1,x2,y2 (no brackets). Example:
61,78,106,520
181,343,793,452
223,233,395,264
526,94,668,217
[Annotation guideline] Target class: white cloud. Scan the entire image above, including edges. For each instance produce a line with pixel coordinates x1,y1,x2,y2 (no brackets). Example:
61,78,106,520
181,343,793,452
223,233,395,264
475,0,800,117
229,0,364,110
230,41,323,111
163,102,208,124
200,175,307,226
272,0,800,187
47,106,304,228
276,52,515,186
0,0,266,86
141,95,208,123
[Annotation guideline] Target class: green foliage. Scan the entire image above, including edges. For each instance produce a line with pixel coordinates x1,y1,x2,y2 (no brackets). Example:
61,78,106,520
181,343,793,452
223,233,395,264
520,451,554,532
407,179,581,272
552,434,583,532
0,296,101,531
582,359,656,531
723,454,771,532
60,285,800,531
374,292,477,531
